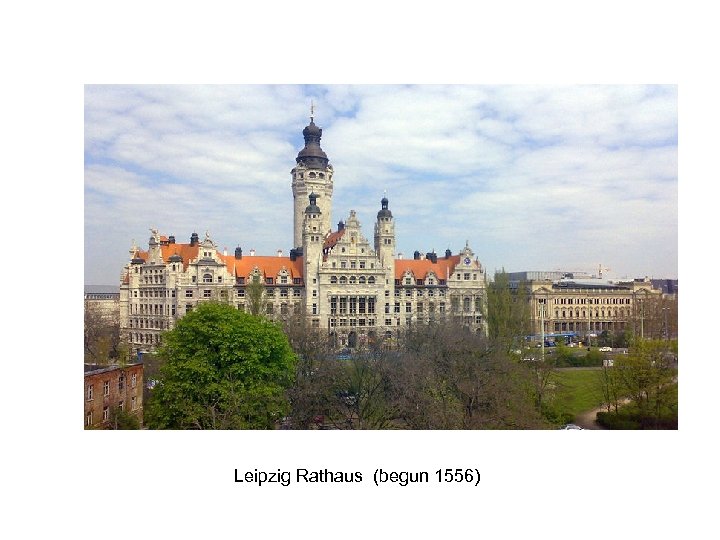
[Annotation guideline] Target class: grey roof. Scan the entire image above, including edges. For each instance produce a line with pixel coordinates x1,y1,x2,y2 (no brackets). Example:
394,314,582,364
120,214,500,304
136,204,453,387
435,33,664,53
84,285,119,294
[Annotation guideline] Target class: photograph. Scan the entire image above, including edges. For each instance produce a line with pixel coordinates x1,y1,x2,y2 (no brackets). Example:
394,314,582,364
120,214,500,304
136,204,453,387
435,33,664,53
84,84,678,432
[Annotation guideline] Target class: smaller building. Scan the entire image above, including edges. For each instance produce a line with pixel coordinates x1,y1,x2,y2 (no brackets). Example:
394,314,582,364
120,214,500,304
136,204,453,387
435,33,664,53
84,363,143,429
509,274,663,339
85,285,120,321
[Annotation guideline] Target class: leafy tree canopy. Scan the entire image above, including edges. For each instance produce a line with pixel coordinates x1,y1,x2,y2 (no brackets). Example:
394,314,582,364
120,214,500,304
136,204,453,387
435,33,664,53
145,302,296,429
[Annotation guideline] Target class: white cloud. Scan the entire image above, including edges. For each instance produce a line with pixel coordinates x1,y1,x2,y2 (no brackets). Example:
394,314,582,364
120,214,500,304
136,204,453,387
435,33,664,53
84,84,677,285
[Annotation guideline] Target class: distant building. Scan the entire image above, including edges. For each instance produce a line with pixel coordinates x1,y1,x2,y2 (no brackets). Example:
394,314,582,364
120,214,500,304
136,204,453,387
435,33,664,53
119,112,487,353
84,363,143,429
85,286,120,321
650,278,678,298
509,274,663,338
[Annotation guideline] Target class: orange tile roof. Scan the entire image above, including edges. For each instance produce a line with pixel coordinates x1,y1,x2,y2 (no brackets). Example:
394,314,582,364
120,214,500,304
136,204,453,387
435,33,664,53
132,243,304,280
394,255,460,281
323,229,345,249
226,255,304,281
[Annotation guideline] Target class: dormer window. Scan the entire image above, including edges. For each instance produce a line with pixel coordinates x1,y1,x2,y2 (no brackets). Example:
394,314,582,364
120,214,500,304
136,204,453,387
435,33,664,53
203,273,213,283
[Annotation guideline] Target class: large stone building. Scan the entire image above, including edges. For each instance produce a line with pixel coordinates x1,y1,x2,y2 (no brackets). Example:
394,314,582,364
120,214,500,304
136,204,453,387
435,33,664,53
507,273,664,339
119,113,487,353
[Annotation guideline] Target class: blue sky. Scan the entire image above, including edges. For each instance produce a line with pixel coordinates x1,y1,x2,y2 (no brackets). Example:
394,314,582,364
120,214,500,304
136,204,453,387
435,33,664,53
84,84,677,285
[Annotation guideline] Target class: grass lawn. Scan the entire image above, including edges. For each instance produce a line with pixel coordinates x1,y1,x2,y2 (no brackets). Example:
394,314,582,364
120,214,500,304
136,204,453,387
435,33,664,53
551,368,606,419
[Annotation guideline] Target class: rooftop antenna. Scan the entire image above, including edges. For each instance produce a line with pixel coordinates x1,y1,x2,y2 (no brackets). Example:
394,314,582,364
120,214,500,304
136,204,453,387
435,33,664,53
310,100,315,122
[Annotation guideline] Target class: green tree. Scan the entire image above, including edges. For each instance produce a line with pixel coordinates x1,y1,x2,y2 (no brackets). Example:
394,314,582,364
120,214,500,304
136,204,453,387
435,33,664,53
84,302,124,364
613,338,677,428
486,270,531,350
145,302,296,429
109,406,141,429
246,273,265,316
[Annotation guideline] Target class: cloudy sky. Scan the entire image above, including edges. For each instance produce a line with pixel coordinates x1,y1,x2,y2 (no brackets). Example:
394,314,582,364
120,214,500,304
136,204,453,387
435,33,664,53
84,84,677,285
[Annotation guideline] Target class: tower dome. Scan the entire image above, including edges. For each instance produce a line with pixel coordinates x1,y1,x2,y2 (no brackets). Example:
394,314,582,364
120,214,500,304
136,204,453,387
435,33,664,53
296,113,329,168
305,192,321,214
377,196,393,219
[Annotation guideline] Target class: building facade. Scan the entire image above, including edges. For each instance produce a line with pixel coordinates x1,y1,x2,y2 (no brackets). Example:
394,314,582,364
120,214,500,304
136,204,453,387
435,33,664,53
119,114,487,353
84,363,144,429
513,275,663,339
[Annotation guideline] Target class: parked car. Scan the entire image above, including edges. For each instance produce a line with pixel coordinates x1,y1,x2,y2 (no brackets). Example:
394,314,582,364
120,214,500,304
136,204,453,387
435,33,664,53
599,346,612,352
559,424,584,430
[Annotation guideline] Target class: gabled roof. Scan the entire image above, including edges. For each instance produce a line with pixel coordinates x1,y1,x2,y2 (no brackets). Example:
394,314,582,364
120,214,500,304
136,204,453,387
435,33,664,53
230,255,304,281
395,255,460,281
132,243,304,280
323,228,345,250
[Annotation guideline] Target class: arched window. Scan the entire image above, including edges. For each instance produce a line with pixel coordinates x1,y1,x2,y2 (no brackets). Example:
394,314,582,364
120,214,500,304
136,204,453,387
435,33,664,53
339,276,347,285
330,276,338,284
203,273,212,283
358,276,366,284
349,276,357,284
368,276,375,284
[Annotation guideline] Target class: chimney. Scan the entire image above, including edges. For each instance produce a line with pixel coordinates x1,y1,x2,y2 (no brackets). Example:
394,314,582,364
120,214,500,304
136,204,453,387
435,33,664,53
398,253,403,260
168,235,176,244
413,251,421,260
249,249,256,256
190,232,199,246
290,248,297,261
234,246,243,259
338,220,345,231
223,247,228,256
277,249,283,257
445,249,452,259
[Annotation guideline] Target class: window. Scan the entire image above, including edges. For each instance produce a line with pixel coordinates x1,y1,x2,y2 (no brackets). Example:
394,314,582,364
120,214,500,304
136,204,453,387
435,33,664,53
131,373,137,388
131,397,137,411
103,380,110,396
86,411,93,427
118,400,124,411
203,289,211,298
118,373,125,391
185,290,193,298
103,406,109,421
86,384,94,401
237,288,245,297
203,273,213,283
266,277,273,285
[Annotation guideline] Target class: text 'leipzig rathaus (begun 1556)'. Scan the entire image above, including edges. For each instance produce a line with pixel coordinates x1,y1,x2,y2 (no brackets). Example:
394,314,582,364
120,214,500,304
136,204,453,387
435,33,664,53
119,112,487,352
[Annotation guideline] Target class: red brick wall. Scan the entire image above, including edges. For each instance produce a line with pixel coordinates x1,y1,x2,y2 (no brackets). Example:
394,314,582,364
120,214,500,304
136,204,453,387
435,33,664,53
84,364,144,429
